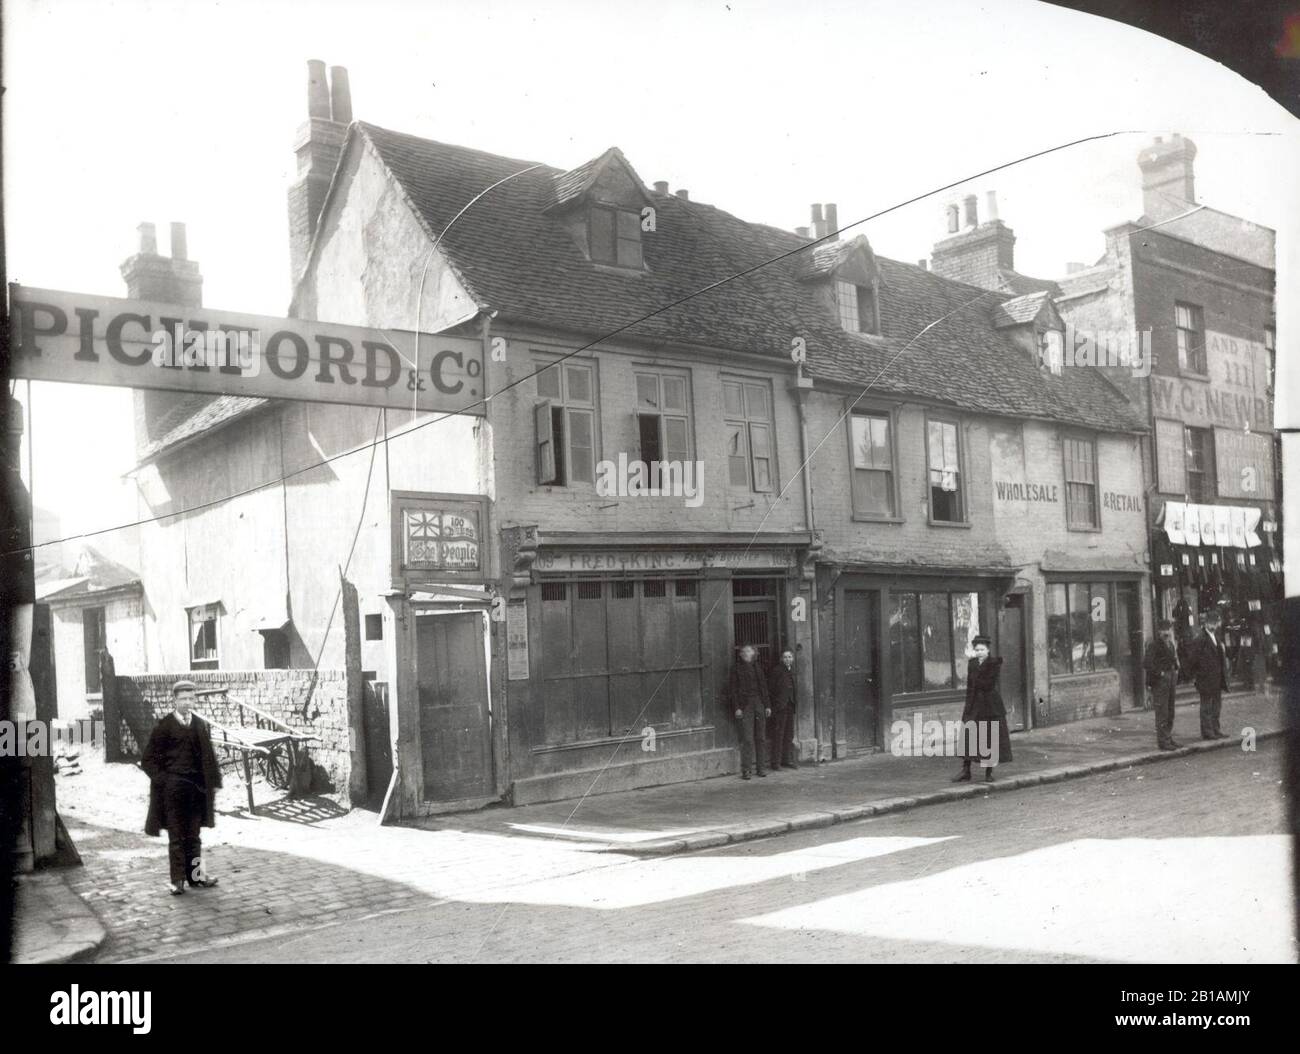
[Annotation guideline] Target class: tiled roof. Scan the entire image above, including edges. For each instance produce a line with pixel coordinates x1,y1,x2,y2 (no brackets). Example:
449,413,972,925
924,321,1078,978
146,124,1147,454
998,270,1061,296
360,122,1145,433
138,394,271,464
992,290,1051,328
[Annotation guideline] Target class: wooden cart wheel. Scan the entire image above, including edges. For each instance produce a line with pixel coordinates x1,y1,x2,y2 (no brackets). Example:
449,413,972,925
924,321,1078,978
259,745,291,790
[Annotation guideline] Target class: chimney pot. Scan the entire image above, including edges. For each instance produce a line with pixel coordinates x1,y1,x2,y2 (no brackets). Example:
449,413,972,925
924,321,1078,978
675,188,689,200
918,259,929,270
963,194,978,229
985,191,999,222
824,203,839,238
137,222,158,256
810,203,824,222
653,180,669,194
307,59,331,119
329,66,352,124
169,222,188,261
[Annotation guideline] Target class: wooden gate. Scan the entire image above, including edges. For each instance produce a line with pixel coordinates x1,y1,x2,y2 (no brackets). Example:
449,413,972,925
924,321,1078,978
416,612,492,802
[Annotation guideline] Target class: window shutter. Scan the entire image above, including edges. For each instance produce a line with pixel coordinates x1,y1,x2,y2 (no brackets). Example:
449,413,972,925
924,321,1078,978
1154,419,1186,494
536,400,558,484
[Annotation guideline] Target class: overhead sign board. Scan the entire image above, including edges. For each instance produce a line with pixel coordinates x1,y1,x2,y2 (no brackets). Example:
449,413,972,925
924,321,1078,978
7,285,486,415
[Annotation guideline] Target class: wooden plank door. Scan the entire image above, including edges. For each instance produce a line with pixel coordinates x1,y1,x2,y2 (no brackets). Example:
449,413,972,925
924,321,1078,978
417,612,492,802
839,589,879,750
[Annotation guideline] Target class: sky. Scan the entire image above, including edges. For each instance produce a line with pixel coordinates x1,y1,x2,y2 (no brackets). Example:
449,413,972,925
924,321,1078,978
5,0,1298,557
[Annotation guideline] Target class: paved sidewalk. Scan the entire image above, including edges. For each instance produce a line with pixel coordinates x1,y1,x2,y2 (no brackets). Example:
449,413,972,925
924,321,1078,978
14,687,1281,963
412,688,1285,854
11,871,108,964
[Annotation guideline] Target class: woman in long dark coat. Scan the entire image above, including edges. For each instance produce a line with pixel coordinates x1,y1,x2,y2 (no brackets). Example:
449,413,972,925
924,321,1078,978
951,634,1012,783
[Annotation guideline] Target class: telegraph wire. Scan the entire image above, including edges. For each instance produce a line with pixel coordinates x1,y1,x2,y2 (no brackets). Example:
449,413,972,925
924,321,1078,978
7,129,1138,559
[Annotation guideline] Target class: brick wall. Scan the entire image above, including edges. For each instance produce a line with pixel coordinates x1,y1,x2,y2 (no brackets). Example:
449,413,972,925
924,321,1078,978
109,669,353,796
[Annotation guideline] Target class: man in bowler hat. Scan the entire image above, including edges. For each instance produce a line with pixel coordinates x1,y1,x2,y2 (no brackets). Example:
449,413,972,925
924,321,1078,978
1185,610,1231,740
1144,620,1181,750
142,680,223,895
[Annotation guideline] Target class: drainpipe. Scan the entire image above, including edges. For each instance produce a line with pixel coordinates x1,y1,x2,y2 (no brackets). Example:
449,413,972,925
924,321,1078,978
794,365,823,759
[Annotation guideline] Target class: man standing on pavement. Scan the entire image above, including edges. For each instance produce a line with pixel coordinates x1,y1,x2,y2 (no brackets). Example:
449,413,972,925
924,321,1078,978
1185,610,1231,740
729,644,770,780
767,648,799,770
1144,620,1181,750
142,680,223,895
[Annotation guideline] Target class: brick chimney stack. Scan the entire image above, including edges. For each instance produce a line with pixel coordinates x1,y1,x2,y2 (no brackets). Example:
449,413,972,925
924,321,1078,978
120,222,202,305
287,60,352,289
929,192,1017,290
120,222,205,454
1138,133,1197,221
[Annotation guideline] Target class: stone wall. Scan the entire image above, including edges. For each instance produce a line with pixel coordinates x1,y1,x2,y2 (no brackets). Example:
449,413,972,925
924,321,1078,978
108,668,352,797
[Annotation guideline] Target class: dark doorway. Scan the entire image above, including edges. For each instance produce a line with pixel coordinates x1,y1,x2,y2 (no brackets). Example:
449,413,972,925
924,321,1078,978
417,612,492,802
82,606,106,695
999,593,1028,730
732,578,780,669
1115,582,1144,711
837,589,879,751
361,675,393,808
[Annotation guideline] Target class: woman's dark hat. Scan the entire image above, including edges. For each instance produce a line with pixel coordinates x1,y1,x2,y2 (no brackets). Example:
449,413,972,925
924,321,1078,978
971,634,992,647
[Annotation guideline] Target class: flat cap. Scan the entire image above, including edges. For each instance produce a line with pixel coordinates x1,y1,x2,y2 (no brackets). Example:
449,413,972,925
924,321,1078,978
171,679,197,695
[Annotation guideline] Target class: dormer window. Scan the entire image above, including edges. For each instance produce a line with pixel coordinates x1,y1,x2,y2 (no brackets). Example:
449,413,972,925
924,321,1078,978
1040,329,1065,375
589,205,643,268
836,280,877,335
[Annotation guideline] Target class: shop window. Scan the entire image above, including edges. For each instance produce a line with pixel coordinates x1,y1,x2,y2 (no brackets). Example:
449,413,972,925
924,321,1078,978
889,591,986,695
722,379,775,492
187,603,221,670
1063,434,1099,529
83,606,106,694
589,204,643,269
1185,426,1215,503
537,577,702,745
535,359,597,486
1046,581,1113,675
926,418,964,522
674,579,698,598
1175,302,1206,374
850,412,896,518
732,578,773,597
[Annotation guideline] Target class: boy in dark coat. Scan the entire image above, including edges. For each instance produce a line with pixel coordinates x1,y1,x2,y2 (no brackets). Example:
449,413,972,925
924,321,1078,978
1143,620,1181,750
767,649,798,770
951,635,1012,783
729,644,770,780
142,680,223,895
1184,610,1230,740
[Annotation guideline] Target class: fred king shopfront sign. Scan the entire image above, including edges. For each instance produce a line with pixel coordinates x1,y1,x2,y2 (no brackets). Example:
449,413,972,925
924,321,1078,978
7,285,486,414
